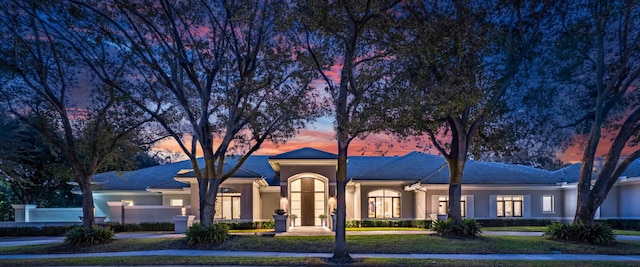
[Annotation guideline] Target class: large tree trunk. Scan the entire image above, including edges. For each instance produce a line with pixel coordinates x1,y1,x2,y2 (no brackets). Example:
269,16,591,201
330,142,354,263
79,179,95,230
200,159,221,227
574,193,600,225
446,158,465,224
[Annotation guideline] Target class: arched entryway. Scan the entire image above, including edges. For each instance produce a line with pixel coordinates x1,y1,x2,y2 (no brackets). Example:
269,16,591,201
288,174,327,226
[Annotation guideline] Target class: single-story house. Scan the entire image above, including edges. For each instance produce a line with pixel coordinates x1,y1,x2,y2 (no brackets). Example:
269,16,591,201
12,147,640,224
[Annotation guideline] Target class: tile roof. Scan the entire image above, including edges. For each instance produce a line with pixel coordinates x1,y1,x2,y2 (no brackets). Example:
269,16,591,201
98,148,639,191
269,147,338,159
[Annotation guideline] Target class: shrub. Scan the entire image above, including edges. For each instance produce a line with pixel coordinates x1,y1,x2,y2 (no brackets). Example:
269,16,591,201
186,223,229,245
432,219,482,237
260,220,275,229
63,225,114,246
543,221,615,245
106,222,174,232
431,219,455,236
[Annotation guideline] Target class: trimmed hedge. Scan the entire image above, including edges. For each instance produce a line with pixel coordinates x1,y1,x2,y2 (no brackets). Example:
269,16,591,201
346,220,431,228
596,219,640,230
0,226,72,237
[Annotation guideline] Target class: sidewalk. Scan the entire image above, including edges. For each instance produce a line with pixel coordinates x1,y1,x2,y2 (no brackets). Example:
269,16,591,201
1,230,640,262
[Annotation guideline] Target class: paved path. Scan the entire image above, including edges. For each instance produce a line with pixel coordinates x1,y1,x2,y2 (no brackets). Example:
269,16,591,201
2,230,640,262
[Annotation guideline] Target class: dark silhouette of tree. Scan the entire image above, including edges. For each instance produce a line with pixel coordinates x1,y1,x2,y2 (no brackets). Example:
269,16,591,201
397,0,554,224
0,1,153,230
292,0,401,262
71,0,325,227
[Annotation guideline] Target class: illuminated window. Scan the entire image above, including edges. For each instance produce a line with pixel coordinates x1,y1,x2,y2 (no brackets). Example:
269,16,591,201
214,188,241,220
367,189,401,218
438,196,466,217
170,199,183,206
542,195,554,213
497,195,523,217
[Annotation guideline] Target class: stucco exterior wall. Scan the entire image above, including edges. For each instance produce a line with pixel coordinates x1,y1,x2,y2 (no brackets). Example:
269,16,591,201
424,187,565,220
600,186,618,218
279,165,336,197
161,193,192,206
93,192,163,221
618,182,640,218
260,191,280,221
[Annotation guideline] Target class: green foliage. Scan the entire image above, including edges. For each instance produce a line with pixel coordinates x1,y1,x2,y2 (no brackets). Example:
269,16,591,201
185,223,229,245
432,219,482,237
63,225,114,246
346,220,431,228
0,226,72,237
597,219,640,230
106,222,174,232
543,222,615,245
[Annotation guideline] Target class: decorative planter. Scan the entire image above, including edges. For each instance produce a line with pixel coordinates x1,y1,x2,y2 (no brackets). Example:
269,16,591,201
273,214,288,233
173,215,195,233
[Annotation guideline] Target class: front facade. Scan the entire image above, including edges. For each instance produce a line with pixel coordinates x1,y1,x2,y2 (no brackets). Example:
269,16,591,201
13,147,640,224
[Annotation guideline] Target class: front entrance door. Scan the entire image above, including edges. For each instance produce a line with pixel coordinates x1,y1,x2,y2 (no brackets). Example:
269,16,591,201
290,177,326,226
300,178,315,226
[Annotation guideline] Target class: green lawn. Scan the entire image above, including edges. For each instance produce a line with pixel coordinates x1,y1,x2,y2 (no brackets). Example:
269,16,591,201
482,226,640,236
2,234,639,255
2,234,640,266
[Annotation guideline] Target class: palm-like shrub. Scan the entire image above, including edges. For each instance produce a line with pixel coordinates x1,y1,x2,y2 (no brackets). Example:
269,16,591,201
186,223,229,245
431,218,482,237
63,225,114,246
544,221,614,245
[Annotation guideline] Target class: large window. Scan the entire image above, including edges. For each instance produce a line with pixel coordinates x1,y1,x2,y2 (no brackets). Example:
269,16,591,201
368,189,401,218
542,195,554,213
215,188,241,220
438,196,466,217
497,195,522,217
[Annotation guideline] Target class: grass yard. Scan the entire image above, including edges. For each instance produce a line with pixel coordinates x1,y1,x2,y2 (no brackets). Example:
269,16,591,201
2,234,639,255
2,234,640,266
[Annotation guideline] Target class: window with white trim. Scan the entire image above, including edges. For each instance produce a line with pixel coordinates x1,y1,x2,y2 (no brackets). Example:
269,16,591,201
438,196,466,217
542,195,554,213
214,188,241,219
170,199,184,207
497,195,523,217
367,189,401,218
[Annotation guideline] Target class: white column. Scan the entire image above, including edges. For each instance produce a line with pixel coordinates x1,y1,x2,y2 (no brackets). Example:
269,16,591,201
353,184,361,220
414,190,426,220
190,182,200,220
346,185,354,220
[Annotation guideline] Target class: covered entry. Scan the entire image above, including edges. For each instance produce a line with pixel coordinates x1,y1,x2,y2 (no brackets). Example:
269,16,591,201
289,177,326,226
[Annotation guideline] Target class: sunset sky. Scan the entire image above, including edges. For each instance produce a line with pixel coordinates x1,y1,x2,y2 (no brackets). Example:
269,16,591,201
150,113,620,165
